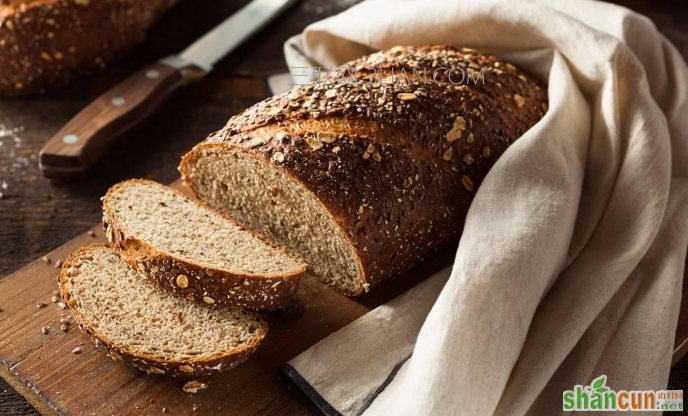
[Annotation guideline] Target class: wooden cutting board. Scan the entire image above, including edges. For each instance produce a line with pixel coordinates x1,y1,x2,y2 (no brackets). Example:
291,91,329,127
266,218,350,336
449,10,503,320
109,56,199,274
0,181,686,416
0,181,456,416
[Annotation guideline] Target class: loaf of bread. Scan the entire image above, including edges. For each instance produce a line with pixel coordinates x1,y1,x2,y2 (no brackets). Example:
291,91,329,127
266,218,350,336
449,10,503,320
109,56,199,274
59,244,267,377
0,0,179,96
102,179,306,310
180,45,548,296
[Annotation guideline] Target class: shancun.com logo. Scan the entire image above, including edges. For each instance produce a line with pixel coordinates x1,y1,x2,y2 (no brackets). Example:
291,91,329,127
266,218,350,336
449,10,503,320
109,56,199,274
563,375,683,411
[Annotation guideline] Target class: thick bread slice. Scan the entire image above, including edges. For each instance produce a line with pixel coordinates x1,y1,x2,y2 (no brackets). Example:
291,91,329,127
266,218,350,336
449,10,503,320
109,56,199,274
181,45,548,296
59,244,267,377
102,179,306,310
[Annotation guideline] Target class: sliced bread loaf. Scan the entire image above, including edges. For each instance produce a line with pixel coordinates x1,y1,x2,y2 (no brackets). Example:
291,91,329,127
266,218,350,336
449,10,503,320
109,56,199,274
102,179,306,310
59,244,267,377
181,45,548,296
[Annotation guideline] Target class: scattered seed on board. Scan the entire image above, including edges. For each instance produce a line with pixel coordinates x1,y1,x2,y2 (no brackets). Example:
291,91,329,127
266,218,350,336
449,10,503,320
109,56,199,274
72,347,82,354
60,323,69,332
183,381,207,394
57,302,66,309
42,256,51,264
36,302,47,308
162,408,167,413
41,326,49,335
88,230,96,237
54,259,63,268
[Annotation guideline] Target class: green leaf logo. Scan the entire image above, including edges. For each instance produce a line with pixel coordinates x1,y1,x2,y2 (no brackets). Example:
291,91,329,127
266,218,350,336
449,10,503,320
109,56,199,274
592,375,606,389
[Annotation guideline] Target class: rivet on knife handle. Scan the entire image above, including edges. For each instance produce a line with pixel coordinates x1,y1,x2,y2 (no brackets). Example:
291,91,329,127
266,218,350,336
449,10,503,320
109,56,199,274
39,59,203,180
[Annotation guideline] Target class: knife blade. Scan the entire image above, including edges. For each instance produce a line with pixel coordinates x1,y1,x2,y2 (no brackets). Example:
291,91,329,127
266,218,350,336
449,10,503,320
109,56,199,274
39,0,298,180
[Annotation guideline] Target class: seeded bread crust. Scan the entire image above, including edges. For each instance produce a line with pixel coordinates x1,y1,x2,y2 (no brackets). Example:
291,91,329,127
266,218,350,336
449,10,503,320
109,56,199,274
59,244,267,377
181,45,548,295
0,0,179,96
102,179,306,311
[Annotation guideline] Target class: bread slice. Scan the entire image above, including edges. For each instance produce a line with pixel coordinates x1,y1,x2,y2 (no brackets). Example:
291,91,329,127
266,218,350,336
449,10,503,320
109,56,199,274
102,179,306,310
59,244,267,377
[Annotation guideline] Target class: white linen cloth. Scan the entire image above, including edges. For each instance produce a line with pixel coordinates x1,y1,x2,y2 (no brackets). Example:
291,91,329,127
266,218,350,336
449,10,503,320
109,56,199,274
280,0,688,415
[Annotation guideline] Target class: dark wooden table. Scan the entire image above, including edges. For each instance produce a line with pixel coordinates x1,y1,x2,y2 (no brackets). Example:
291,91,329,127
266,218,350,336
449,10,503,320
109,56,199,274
0,0,686,414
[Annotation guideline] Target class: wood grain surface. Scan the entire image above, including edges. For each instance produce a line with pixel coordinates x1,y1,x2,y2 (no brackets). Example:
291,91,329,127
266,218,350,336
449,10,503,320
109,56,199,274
1,0,687,414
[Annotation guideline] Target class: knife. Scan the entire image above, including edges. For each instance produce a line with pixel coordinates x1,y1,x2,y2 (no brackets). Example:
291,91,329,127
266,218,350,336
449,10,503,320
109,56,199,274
39,0,298,180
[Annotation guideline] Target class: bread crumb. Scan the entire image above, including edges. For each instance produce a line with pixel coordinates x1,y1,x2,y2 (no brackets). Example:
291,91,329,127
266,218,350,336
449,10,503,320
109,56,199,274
72,347,82,354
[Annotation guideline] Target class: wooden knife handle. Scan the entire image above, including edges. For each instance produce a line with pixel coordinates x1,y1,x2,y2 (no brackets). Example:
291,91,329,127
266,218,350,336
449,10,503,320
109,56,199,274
39,61,191,180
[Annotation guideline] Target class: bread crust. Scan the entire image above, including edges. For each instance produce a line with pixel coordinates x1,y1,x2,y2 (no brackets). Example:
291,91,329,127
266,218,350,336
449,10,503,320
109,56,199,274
181,45,548,295
102,179,307,311
0,0,179,96
59,243,268,378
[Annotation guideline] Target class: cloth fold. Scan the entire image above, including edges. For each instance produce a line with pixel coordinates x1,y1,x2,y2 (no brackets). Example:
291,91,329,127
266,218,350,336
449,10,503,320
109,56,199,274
281,1,688,415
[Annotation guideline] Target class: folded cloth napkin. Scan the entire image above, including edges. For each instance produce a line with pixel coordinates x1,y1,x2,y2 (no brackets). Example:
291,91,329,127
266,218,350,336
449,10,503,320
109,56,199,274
280,0,688,415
